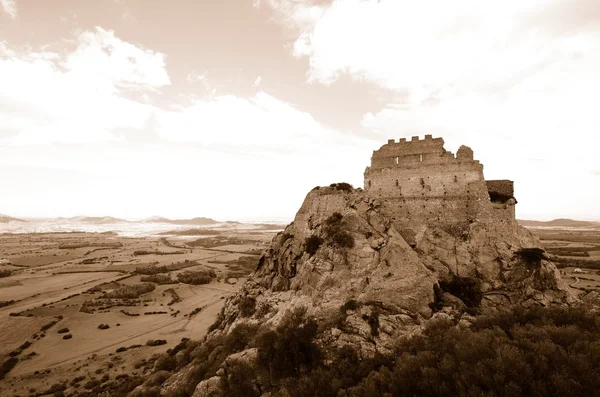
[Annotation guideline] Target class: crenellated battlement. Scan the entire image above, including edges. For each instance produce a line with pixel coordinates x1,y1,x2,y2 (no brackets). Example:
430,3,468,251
387,134,435,145
369,135,479,170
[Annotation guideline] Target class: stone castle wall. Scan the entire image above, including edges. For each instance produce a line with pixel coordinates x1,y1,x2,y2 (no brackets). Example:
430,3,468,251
364,136,515,228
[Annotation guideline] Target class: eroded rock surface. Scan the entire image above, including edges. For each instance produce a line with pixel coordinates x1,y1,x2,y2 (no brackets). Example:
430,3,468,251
181,185,575,397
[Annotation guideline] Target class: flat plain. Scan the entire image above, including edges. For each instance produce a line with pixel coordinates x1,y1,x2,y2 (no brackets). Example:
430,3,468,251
0,228,278,396
531,228,600,294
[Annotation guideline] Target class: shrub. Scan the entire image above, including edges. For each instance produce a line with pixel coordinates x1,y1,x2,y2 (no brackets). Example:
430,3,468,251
84,379,100,390
341,299,361,313
63,334,72,340
40,320,59,332
219,359,260,397
225,323,259,353
0,269,12,278
154,354,177,371
57,327,70,334
103,283,155,299
140,274,176,285
0,300,16,308
330,182,354,192
177,270,217,285
239,296,256,318
331,231,355,249
98,324,110,330
134,265,169,275
46,383,67,394
322,212,355,249
0,357,18,380
256,307,320,381
19,341,31,350
305,235,323,256
146,339,167,347
188,307,202,317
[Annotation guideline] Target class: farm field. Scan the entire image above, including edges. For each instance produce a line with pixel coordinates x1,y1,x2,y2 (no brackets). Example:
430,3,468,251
0,229,277,396
528,227,600,295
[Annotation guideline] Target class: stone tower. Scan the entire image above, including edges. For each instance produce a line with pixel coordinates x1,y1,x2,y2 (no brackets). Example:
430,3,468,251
364,135,516,230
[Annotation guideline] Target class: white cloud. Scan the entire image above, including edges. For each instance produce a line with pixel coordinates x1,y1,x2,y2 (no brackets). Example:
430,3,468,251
156,91,370,154
254,76,262,87
0,26,377,220
0,27,170,145
1,0,17,19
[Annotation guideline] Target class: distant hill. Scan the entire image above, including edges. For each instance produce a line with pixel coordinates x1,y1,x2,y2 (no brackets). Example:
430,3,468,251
0,214,26,223
66,216,131,224
518,218,599,228
141,216,219,225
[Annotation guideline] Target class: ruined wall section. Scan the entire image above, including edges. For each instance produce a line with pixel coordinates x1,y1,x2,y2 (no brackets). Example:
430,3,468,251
364,136,515,228
486,180,515,202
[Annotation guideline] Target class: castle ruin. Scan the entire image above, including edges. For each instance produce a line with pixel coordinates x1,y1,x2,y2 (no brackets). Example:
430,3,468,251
364,135,516,232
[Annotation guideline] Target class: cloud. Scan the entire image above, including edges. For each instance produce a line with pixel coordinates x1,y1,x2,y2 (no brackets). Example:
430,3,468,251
187,70,206,82
1,0,17,19
156,90,371,155
288,0,600,96
267,0,600,219
65,27,170,92
0,27,170,145
266,0,326,33
122,7,136,22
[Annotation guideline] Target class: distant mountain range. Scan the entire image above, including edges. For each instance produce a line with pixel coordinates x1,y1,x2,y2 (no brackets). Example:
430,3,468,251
56,216,133,224
142,216,224,225
52,215,239,226
0,214,234,225
518,218,600,228
0,214,26,223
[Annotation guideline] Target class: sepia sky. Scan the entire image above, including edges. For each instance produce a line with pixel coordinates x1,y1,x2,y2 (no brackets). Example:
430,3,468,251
1,0,599,221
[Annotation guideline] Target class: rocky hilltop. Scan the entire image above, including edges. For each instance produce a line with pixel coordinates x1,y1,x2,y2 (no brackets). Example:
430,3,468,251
133,139,576,397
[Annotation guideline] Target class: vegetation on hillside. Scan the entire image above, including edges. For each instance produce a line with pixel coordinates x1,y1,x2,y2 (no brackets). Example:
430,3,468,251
127,305,600,397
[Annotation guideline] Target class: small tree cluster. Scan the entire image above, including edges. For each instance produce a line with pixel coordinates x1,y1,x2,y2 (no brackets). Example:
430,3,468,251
330,182,354,192
256,307,320,381
103,283,156,299
239,295,256,318
323,212,355,249
305,235,323,256
140,274,176,285
177,269,217,285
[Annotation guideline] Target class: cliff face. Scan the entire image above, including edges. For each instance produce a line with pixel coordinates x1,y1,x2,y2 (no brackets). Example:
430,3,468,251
251,185,572,311
167,185,575,396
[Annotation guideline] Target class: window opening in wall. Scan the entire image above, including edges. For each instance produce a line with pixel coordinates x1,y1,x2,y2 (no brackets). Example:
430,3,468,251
395,179,398,186
419,154,423,162
368,180,372,188
395,156,399,165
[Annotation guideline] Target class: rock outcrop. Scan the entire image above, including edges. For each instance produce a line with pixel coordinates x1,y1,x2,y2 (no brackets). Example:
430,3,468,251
180,183,574,397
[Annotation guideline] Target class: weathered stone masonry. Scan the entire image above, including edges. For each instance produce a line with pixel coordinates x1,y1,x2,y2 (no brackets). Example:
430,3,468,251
364,135,516,230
